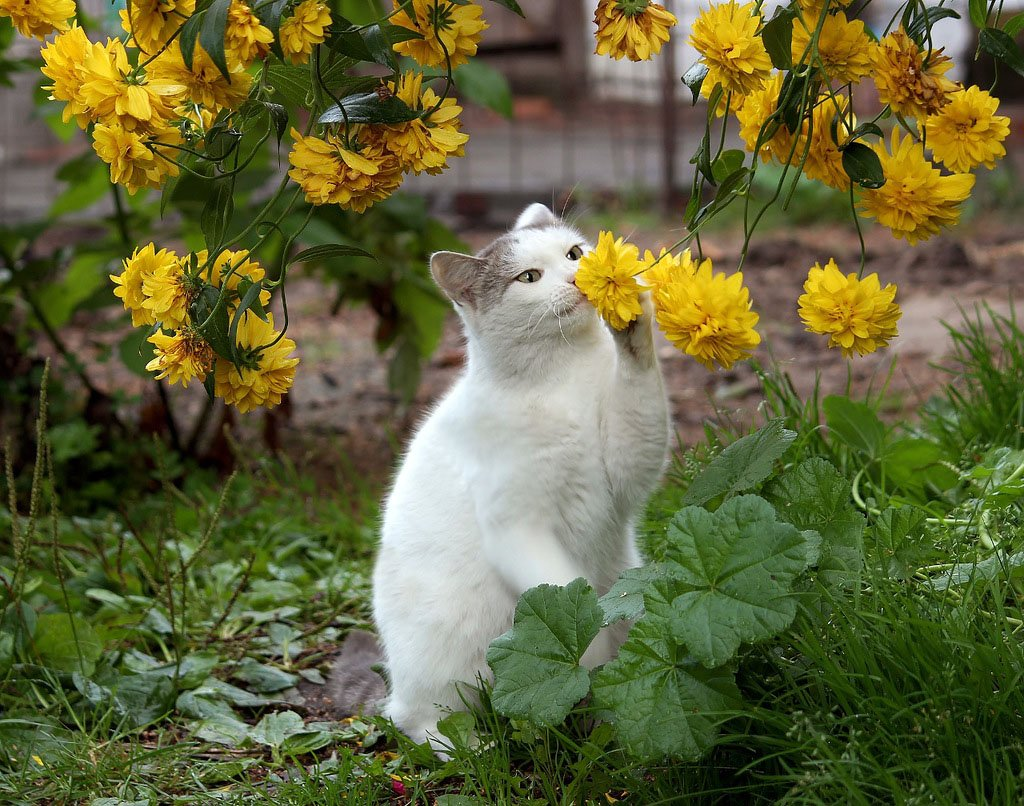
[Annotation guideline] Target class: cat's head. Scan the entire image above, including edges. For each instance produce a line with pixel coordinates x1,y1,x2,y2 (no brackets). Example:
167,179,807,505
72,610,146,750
430,204,596,345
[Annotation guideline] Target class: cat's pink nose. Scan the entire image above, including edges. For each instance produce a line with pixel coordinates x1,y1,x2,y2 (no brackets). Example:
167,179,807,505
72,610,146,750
568,273,577,286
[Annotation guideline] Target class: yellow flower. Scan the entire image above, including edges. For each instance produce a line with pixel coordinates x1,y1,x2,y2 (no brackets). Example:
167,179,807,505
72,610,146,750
120,0,196,56
593,0,677,62
214,313,299,413
735,72,798,163
279,0,331,65
148,41,252,113
690,1,772,98
142,254,193,328
40,25,92,127
378,71,469,174
797,259,901,357
796,0,851,25
858,130,974,245
924,85,1011,173
792,11,872,85
200,249,273,309
575,231,644,331
146,328,214,388
287,127,403,212
92,121,180,194
654,261,760,370
803,95,854,190
872,27,956,120
224,0,273,66
110,243,179,327
640,247,705,294
0,0,75,40
79,38,182,129
391,0,488,70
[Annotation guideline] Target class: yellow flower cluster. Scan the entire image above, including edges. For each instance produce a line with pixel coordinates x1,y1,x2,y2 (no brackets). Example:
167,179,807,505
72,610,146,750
593,0,677,62
111,244,297,411
576,233,761,370
287,70,470,210
392,0,488,69
686,0,1011,247
0,0,75,39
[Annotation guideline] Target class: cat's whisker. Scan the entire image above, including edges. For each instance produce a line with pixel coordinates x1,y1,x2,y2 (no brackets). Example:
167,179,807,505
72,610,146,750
553,308,571,346
526,305,552,340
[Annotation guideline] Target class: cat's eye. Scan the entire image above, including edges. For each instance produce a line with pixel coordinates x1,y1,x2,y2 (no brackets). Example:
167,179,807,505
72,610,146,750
566,245,584,260
516,269,542,284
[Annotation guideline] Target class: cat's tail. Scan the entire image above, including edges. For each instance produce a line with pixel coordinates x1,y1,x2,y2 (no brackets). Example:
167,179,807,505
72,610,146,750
324,629,387,717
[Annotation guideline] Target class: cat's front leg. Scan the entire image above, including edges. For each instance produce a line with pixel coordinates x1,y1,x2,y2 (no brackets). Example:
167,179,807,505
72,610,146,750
480,517,589,595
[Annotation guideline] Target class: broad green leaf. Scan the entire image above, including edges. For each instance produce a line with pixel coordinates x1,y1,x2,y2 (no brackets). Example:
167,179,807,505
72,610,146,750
199,0,232,81
318,91,419,125
969,0,988,28
1005,12,1024,37
195,285,234,363
280,729,332,754
453,60,513,118
665,496,810,667
765,458,865,590
232,658,299,693
598,564,671,625
592,580,739,761
0,718,72,767
194,712,251,745
72,672,175,728
250,710,305,748
51,158,109,216
486,578,602,726
841,142,885,189
711,149,745,184
682,419,796,506
761,6,796,69
870,505,927,579
823,395,887,459
926,550,1024,591
881,437,959,497
33,252,109,329
33,613,102,675
119,328,154,378
436,711,476,749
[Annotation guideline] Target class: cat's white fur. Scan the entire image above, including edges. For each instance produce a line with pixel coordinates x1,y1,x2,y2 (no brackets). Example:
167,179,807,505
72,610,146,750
372,204,670,752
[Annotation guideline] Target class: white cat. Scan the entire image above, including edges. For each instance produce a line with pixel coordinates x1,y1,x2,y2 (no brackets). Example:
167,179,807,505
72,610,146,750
371,203,670,752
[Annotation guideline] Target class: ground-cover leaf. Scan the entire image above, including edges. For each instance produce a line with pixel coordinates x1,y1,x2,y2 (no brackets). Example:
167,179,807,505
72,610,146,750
823,395,886,459
925,550,1024,590
487,578,602,726
765,458,865,590
232,658,299,692
598,564,672,625
870,505,928,578
0,717,73,767
881,437,959,498
592,580,739,761
193,712,252,745
682,419,796,506
32,613,102,675
250,710,331,754
664,496,811,667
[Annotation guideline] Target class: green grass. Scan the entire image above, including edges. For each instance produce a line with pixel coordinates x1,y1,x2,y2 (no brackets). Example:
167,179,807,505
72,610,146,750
4,306,1024,803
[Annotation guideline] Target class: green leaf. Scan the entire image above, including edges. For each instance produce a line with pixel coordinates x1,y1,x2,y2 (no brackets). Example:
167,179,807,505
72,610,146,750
846,121,883,143
199,0,232,81
195,285,234,362
453,60,513,118
193,712,252,745
683,419,796,506
711,149,745,184
200,178,234,250
870,505,927,579
318,90,419,125
906,7,960,43
33,613,102,675
823,395,887,459
487,0,524,15
592,580,739,761
681,62,708,105
761,6,796,70
598,564,671,625
486,578,602,727
34,252,109,329
179,11,203,70
881,437,959,497
119,327,154,378
979,27,1024,77
232,658,299,693
1005,12,1024,37
436,711,476,749
331,24,396,68
764,458,865,590
250,710,305,748
841,141,885,188
969,0,988,28
290,243,375,264
254,0,288,59
665,496,810,667
51,158,109,216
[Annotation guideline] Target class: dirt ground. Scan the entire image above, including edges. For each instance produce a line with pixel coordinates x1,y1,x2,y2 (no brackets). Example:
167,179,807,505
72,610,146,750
268,213,1024,490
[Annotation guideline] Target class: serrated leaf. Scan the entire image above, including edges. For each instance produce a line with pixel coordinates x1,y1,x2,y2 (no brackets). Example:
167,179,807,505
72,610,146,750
33,613,102,675
870,505,927,579
318,90,419,124
453,60,513,118
486,578,602,726
761,6,796,69
980,27,1024,76
592,582,739,761
683,419,796,506
665,496,810,667
823,395,887,459
681,62,708,105
765,458,865,590
841,141,886,188
599,564,671,625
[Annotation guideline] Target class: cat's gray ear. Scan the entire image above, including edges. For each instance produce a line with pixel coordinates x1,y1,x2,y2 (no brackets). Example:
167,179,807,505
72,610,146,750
513,203,558,230
431,251,487,307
